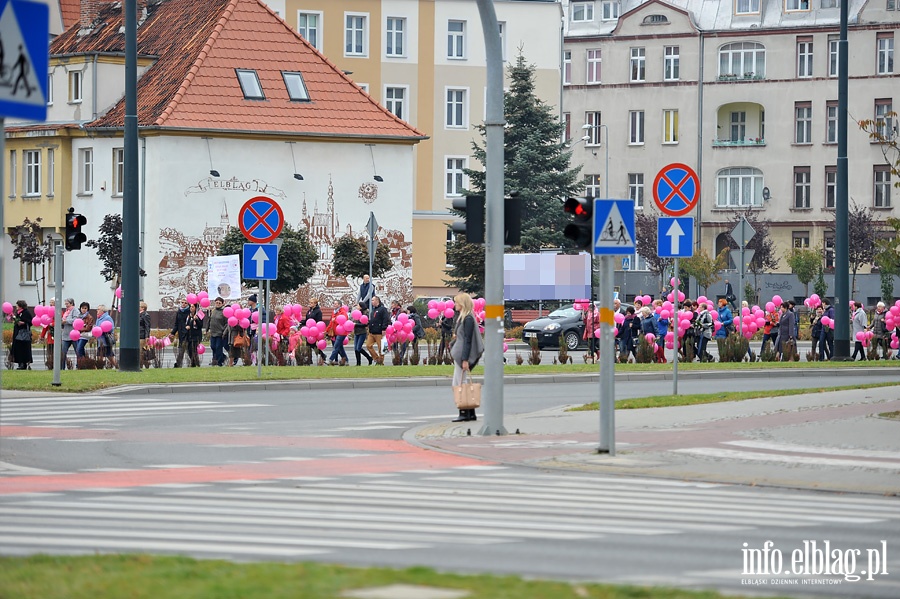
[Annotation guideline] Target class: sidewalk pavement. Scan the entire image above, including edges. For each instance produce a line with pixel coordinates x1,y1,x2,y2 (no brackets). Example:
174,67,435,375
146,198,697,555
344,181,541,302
408,386,900,496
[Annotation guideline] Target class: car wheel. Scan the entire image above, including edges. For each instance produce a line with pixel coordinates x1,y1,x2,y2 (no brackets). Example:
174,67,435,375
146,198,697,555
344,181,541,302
564,330,580,351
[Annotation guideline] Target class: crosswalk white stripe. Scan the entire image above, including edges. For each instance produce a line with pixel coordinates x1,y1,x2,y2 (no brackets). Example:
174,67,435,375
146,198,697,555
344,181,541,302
672,447,900,471
724,439,900,460
1,400,218,411
0,396,113,403
0,535,323,558
0,403,268,418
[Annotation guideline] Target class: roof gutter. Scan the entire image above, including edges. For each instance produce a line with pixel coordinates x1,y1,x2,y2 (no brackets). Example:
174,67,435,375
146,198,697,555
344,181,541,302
82,125,430,143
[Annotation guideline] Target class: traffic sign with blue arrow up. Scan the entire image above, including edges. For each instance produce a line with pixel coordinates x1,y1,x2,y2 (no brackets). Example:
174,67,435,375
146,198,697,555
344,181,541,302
243,243,278,281
657,217,694,258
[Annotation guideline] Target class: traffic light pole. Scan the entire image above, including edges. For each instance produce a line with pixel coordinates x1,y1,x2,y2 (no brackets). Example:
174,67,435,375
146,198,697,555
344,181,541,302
475,0,505,436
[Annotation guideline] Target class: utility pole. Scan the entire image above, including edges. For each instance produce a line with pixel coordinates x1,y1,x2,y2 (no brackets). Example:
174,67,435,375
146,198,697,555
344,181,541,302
834,0,850,359
120,0,140,370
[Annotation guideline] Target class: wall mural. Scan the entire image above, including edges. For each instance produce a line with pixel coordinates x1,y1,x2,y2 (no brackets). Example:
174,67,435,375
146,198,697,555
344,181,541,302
158,176,412,310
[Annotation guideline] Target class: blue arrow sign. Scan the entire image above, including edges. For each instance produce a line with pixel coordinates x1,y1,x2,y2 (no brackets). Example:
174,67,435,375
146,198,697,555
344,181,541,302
657,217,694,258
592,199,635,256
0,0,49,121
243,243,278,281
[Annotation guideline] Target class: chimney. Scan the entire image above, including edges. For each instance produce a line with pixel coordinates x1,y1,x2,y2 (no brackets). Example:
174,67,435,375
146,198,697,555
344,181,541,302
79,0,99,30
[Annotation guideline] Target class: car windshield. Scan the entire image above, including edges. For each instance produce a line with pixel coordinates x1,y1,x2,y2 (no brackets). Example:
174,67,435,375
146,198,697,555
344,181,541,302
548,308,579,318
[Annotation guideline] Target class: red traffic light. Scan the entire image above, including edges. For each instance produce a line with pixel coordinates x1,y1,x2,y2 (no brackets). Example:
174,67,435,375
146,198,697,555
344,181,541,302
564,197,592,219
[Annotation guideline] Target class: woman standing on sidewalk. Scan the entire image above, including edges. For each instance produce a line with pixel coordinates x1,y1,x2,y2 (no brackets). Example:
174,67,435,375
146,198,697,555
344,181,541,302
450,294,481,423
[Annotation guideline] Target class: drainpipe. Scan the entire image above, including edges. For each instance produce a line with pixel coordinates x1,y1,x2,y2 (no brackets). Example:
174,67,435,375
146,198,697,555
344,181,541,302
91,53,98,120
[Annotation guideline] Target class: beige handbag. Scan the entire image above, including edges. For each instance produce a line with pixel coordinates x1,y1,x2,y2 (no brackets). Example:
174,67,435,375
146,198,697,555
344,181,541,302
453,372,482,409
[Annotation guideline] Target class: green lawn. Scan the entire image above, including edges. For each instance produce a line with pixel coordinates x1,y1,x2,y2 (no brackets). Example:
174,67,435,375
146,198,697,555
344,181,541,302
0,555,785,599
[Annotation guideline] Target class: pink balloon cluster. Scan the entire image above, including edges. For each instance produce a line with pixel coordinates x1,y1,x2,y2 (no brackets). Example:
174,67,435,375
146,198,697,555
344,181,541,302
147,336,172,348
885,303,900,347
300,318,330,350
427,299,455,320
731,304,767,340
385,312,417,345
30,304,54,327
804,293,822,309
635,294,652,306
653,300,676,320
224,303,254,329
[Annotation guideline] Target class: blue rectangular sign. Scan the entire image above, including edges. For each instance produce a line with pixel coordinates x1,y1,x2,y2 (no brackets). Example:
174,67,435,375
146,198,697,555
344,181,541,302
243,243,278,280
657,217,694,258
0,0,49,121
592,199,635,256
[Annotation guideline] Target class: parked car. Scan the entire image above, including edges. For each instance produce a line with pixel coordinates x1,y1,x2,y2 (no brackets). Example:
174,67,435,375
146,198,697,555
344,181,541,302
522,302,634,350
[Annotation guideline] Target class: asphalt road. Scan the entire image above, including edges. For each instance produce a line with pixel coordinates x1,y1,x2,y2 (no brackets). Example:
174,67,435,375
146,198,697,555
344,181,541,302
1,372,899,598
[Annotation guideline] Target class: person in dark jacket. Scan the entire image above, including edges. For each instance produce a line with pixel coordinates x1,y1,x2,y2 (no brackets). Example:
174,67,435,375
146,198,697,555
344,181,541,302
306,297,327,362
775,302,796,361
139,301,152,368
438,308,454,360
365,296,390,364
11,300,33,370
357,274,374,311
205,297,228,366
819,298,834,360
406,305,425,357
169,298,191,367
620,306,637,361
450,293,480,422
353,303,373,365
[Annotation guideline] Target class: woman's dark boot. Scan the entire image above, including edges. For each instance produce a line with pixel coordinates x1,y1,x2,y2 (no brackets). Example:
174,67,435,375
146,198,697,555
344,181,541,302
467,409,477,421
452,410,468,422
355,351,362,366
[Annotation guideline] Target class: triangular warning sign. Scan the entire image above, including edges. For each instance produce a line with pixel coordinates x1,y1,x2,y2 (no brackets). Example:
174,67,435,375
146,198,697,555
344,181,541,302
595,202,634,248
0,0,45,107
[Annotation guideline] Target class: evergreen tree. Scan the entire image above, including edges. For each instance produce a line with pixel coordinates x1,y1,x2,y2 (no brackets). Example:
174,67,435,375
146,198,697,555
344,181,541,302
444,52,584,295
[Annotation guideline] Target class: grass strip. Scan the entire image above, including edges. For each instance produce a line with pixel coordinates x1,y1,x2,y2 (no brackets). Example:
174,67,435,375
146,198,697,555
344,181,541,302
0,554,784,599
569,382,900,411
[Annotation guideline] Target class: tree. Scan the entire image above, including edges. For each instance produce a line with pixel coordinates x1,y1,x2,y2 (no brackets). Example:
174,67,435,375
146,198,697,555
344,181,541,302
10,217,52,304
830,202,881,295
859,111,900,188
217,224,317,294
85,214,147,307
633,208,672,294
331,234,392,279
785,247,822,297
681,248,729,296
725,208,778,294
445,52,584,292
874,217,900,303
813,265,828,299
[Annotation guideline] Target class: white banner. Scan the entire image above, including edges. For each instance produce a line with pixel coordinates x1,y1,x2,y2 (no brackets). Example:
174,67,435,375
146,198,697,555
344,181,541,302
207,255,241,300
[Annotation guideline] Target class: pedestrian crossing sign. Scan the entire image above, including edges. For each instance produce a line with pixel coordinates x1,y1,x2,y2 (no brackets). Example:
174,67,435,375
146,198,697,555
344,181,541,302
0,0,49,121
592,199,635,255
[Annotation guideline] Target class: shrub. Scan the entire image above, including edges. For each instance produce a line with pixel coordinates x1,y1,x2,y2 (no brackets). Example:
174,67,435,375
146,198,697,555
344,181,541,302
527,337,542,365
506,325,524,340
718,332,749,363
635,336,655,364
557,334,571,364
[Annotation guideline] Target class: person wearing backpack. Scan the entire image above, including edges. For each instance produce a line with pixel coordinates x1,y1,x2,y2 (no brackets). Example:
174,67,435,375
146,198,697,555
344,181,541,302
450,293,483,422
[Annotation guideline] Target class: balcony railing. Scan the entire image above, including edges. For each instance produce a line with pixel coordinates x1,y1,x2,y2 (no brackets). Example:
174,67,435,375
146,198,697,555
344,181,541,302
716,73,765,81
712,138,766,147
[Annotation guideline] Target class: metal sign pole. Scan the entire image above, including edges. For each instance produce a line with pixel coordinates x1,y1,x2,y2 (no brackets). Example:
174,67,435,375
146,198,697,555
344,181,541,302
598,255,615,455
257,282,262,378
264,280,270,367
673,258,679,396
52,245,63,386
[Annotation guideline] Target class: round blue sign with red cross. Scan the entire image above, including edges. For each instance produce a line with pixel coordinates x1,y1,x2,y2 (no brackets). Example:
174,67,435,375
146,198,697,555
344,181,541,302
652,163,700,217
238,196,284,243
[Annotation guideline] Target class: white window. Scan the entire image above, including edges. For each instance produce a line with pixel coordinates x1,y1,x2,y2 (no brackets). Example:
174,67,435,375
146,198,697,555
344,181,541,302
736,0,761,14
563,51,572,85
785,0,810,11
630,47,646,82
446,229,456,267
718,42,766,78
794,167,811,209
21,259,37,284
877,34,894,75
825,166,836,209
47,148,54,196
47,72,53,106
629,173,644,208
112,148,125,196
8,150,15,197
875,166,892,207
448,20,466,59
571,2,594,22
445,157,467,197
24,150,40,197
716,167,764,207
601,1,620,21
730,111,746,141
663,109,678,144
585,111,602,145
585,174,602,198
445,88,467,128
236,69,264,99
386,17,405,57
629,110,644,145
828,35,839,77
385,86,406,120
826,102,838,143
797,38,813,78
345,14,368,56
297,11,321,50
498,22,506,62
664,46,680,81
795,102,812,144
79,148,93,195
282,72,310,101
68,70,82,103
875,99,893,139
586,49,602,84
792,231,810,249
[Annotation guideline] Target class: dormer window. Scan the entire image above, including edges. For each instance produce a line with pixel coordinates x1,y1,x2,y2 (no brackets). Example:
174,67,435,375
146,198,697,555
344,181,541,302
571,2,594,22
785,0,810,11
601,1,620,21
236,69,265,100
282,72,310,101
642,14,669,25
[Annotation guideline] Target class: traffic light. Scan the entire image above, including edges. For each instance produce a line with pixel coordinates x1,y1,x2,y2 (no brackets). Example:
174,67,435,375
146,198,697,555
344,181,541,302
504,192,521,246
451,194,485,244
65,208,87,251
563,196,593,251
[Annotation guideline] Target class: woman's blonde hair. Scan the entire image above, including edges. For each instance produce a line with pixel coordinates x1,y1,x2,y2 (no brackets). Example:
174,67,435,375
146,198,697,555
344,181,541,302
453,293,474,323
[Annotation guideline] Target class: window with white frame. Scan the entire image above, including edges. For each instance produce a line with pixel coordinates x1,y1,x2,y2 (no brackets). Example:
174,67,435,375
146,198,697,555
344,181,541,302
826,101,838,143
445,157,467,196
795,102,812,144
730,111,746,141
718,42,766,78
385,86,406,120
735,0,761,14
445,88,467,128
24,150,40,197
112,148,125,196
562,112,571,142
563,51,572,85
585,174,602,198
8,150,15,197
586,49,602,84
47,148,54,196
630,47,646,82
571,2,594,22
447,20,465,59
297,12,321,50
663,109,678,144
20,258,37,284
875,99,893,139
825,166,836,209
824,232,835,270
793,167,811,208
629,110,644,144
785,0,810,11
797,37,813,78
386,17,405,57
889,0,897,10
828,35,839,77
664,46,680,81
47,72,53,105
78,148,93,194
345,14,368,56
498,22,506,62
792,231,810,249
585,111,602,145
68,70,82,103
875,166,892,207
601,1,620,20
716,167,764,207
877,33,894,75
629,173,644,208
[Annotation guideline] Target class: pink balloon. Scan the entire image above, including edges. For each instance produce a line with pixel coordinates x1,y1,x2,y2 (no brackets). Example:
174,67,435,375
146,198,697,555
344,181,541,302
197,344,206,355
613,312,625,324
306,318,316,327
200,297,211,308
186,293,198,304
316,321,327,331
251,312,259,323
659,310,670,319
665,332,674,341
444,308,455,319
670,277,679,287
397,313,409,323
1,302,12,315
223,307,234,318
677,291,685,302
343,337,350,346
33,305,44,317
594,329,601,338
336,314,347,325
765,302,775,313
351,309,362,320
360,315,369,325
772,295,783,307
100,320,113,333
666,342,674,349
697,296,708,306
69,330,81,341
316,339,327,350
231,303,241,312
428,300,437,309
227,316,238,327
31,316,41,326
427,309,439,319
300,326,310,336
283,305,293,317
573,303,582,311
239,318,250,329
73,318,85,330
756,317,765,327
40,315,51,326
742,307,750,316
645,333,656,343
744,331,753,339
115,286,122,299
666,293,674,302
856,331,864,341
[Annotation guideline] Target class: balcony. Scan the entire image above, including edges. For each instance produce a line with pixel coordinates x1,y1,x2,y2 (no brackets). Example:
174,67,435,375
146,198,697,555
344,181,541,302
712,138,766,147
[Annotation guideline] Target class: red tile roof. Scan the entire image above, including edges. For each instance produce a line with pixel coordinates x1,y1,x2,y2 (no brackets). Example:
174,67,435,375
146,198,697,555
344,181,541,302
49,0,425,141
59,0,81,29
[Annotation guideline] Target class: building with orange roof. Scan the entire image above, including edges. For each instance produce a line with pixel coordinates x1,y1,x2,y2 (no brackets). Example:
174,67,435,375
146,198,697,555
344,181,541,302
5,0,425,310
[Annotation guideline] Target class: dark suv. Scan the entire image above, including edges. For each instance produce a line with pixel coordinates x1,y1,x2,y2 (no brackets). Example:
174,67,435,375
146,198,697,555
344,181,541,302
522,307,587,351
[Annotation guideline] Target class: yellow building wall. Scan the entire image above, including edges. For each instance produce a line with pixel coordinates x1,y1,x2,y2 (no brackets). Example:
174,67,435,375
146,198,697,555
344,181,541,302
4,135,73,234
